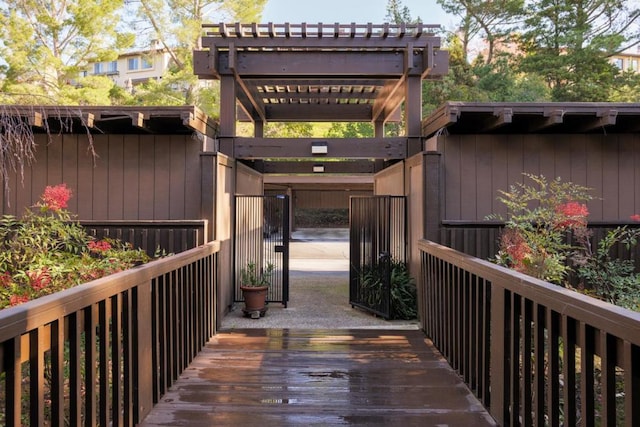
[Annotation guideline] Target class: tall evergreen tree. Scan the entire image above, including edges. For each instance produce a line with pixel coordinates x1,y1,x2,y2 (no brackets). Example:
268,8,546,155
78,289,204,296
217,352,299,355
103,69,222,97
518,0,640,101
437,0,524,64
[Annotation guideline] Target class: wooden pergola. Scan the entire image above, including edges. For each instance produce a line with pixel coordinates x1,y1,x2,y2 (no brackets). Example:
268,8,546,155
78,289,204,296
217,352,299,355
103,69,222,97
194,22,448,174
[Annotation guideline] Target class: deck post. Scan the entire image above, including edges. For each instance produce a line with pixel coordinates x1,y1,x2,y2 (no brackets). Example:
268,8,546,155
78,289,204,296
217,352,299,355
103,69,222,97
136,280,154,422
489,285,507,425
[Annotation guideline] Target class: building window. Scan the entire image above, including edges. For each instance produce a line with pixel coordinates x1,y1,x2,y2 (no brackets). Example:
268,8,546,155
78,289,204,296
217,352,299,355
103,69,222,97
93,62,104,74
631,59,639,72
107,60,118,73
614,58,624,69
128,57,139,71
141,57,153,69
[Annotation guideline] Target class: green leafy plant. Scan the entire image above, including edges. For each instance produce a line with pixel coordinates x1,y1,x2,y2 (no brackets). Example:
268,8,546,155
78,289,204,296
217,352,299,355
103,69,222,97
240,262,274,287
359,259,417,320
491,173,640,311
572,225,640,311
0,184,151,309
490,173,592,285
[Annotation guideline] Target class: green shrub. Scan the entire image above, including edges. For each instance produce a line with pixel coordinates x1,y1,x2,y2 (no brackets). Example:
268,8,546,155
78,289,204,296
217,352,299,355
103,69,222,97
0,184,151,309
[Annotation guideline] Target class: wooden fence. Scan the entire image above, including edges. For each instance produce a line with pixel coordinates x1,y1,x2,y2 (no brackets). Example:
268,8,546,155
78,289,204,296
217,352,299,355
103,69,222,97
81,220,208,256
441,221,640,269
419,239,640,426
0,241,219,426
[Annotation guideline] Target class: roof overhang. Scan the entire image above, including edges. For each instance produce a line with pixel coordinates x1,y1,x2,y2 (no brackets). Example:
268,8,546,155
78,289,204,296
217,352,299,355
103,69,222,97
0,105,218,137
422,102,640,137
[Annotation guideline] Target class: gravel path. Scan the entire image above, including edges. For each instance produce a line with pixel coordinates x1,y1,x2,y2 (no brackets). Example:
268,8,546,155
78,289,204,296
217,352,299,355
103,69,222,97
220,229,420,331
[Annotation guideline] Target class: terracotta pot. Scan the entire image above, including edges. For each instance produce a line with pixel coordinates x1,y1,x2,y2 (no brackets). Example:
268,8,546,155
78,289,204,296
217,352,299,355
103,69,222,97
241,285,268,312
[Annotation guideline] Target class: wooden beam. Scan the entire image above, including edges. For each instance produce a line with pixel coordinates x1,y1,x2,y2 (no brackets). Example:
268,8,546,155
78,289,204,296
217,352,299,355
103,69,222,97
193,49,219,79
28,112,43,128
423,49,449,79
261,91,379,102
264,175,374,186
478,108,512,132
578,109,617,132
257,160,376,174
264,104,374,121
216,51,409,77
202,35,442,50
227,42,267,123
372,78,406,122
421,105,460,137
528,109,564,132
234,137,407,159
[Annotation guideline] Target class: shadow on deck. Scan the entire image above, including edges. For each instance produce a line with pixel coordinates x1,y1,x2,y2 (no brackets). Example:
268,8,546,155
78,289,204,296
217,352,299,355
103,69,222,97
139,329,497,426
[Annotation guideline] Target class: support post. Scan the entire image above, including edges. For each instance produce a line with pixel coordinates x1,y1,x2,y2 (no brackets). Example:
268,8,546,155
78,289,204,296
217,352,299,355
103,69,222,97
423,151,442,243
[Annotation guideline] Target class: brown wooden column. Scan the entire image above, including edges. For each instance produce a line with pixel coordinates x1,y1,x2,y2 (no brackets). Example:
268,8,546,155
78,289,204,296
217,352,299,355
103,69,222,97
405,75,422,157
374,120,384,138
254,121,264,138
423,151,442,243
219,75,236,156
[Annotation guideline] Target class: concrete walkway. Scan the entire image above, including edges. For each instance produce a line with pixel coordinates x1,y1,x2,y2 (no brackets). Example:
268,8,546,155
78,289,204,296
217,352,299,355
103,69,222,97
220,228,420,330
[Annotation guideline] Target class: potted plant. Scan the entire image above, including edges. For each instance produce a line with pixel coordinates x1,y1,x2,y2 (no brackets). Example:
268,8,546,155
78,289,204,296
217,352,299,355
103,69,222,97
240,262,274,318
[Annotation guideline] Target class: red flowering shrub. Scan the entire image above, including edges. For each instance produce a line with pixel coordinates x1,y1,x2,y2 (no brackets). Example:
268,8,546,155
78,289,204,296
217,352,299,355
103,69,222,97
554,201,589,229
88,240,112,253
499,228,531,273
492,174,591,284
492,174,640,311
40,183,72,212
0,184,151,309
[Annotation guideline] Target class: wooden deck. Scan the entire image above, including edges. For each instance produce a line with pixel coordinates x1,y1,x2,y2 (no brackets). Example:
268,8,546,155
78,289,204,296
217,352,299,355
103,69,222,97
139,329,497,426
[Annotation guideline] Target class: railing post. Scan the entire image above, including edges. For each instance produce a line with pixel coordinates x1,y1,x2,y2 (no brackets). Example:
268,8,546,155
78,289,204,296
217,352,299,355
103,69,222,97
489,285,507,425
136,280,154,422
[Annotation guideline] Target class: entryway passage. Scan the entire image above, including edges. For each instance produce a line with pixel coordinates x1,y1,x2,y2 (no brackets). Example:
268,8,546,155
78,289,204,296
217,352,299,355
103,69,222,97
223,228,418,329
139,329,497,426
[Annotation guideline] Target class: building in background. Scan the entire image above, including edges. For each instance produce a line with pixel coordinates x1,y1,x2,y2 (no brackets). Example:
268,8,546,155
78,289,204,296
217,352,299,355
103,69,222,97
610,46,640,72
84,41,173,91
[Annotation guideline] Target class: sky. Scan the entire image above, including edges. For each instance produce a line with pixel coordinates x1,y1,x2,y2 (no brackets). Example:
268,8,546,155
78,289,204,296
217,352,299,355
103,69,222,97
261,0,456,29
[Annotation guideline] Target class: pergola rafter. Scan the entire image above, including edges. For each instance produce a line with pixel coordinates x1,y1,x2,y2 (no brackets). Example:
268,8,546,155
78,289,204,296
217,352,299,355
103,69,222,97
194,22,448,173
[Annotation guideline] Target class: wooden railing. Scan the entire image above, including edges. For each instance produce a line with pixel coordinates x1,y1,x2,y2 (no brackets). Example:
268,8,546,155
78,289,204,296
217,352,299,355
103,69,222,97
0,241,219,426
81,220,208,256
419,239,640,427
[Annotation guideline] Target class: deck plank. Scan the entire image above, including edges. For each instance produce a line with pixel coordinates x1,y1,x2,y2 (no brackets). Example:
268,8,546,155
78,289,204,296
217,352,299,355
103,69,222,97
140,329,497,426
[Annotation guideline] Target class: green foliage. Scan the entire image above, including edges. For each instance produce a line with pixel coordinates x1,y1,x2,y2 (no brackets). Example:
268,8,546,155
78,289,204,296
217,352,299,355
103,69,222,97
572,226,640,311
0,0,133,104
517,0,640,102
359,259,417,320
240,262,274,287
0,185,151,309
490,174,592,284
492,174,640,311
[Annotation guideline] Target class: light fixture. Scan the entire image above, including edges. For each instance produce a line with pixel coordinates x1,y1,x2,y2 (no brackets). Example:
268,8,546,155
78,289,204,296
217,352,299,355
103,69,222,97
313,164,325,173
311,141,328,155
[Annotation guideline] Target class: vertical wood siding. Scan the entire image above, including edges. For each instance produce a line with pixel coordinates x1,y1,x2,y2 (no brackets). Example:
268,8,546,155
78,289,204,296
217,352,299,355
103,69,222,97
1,134,202,221
441,133,640,221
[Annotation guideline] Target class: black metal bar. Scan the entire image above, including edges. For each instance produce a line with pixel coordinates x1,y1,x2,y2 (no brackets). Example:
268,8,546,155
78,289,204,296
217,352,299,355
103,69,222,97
234,195,290,306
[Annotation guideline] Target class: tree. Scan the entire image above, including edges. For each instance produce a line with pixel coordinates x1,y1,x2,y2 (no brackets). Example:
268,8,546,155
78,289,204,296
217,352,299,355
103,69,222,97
437,0,524,64
385,0,420,23
129,0,266,115
0,0,134,104
518,0,640,101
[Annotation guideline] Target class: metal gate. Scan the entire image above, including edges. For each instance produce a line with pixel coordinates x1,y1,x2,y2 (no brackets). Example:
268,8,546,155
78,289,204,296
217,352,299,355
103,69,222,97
235,195,289,307
349,196,406,319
